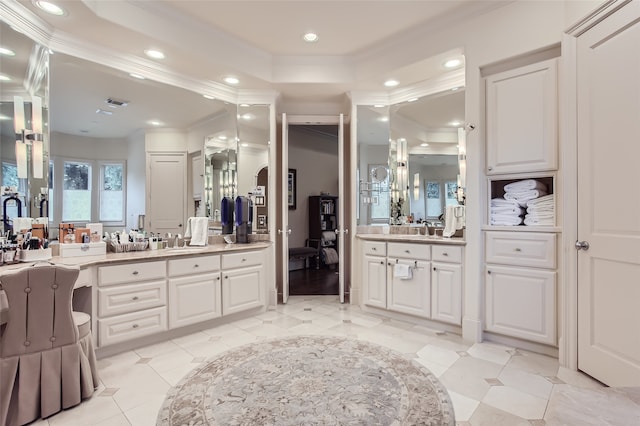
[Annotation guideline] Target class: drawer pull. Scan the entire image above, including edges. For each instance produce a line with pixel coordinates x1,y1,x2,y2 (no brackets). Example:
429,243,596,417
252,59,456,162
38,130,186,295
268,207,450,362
404,250,410,254
217,276,220,281
487,270,492,275
442,253,448,256
194,264,199,268
242,258,247,262
132,296,139,301
132,324,139,329
433,267,436,271
380,261,384,265
514,248,522,252
372,247,377,251
132,271,139,275
225,276,228,279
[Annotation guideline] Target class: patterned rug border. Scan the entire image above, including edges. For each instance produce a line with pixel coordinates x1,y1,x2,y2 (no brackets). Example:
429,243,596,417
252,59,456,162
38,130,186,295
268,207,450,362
157,335,455,425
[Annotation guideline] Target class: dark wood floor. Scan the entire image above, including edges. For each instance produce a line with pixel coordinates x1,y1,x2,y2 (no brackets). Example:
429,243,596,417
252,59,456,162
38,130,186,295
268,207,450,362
289,267,340,296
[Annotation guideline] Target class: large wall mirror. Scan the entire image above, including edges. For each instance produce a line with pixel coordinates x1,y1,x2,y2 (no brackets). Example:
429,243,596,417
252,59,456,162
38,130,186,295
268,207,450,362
357,86,465,226
0,21,50,231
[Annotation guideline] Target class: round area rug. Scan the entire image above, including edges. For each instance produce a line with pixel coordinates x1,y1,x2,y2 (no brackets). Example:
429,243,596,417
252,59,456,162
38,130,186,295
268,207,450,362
157,335,454,425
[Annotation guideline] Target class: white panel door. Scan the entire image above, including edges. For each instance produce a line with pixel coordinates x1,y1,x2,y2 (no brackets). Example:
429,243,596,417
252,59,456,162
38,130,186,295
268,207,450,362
486,59,557,175
338,114,345,303
387,259,430,318
577,1,640,386
280,113,289,304
168,273,221,329
147,153,186,234
431,262,462,325
362,254,387,309
222,265,263,315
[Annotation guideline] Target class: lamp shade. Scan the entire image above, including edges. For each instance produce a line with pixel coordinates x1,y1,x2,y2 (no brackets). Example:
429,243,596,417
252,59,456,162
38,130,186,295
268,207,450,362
32,96,43,134
13,96,25,134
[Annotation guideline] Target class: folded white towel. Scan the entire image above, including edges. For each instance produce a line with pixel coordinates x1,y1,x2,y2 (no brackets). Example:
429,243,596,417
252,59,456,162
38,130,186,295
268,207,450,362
185,217,209,246
322,230,336,242
490,214,524,226
491,206,525,215
443,205,465,237
504,189,547,201
491,198,519,207
524,217,554,226
323,247,339,264
526,211,555,220
526,194,554,205
393,263,413,280
504,179,547,192
526,204,554,214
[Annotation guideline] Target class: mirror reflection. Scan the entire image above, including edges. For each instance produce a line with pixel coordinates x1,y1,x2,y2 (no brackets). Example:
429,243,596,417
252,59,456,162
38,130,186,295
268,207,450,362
0,21,49,232
357,87,465,226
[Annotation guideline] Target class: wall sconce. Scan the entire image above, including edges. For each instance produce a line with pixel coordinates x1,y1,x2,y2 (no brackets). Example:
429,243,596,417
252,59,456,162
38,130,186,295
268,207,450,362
413,173,420,201
396,138,408,196
14,95,44,179
457,127,467,204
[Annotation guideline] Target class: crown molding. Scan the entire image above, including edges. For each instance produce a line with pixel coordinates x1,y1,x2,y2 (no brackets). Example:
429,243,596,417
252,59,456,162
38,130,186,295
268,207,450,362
565,0,631,37
388,68,464,105
0,1,53,47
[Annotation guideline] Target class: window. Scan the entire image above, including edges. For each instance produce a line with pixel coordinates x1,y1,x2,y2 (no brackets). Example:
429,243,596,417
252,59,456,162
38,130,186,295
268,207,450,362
62,160,91,222
99,162,125,224
425,179,458,219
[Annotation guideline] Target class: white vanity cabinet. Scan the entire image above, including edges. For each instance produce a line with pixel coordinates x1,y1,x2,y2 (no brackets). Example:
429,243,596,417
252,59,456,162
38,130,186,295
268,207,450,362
221,250,264,315
485,58,558,175
386,243,431,319
431,246,463,325
484,231,557,345
97,260,168,347
167,254,222,329
362,241,387,309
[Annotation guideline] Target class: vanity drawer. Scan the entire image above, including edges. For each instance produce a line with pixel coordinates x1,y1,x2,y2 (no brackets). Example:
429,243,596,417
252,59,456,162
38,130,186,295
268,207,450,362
168,254,220,277
98,261,166,287
222,250,263,269
98,279,167,317
387,243,431,260
362,240,386,256
486,232,556,269
432,245,463,263
98,306,167,347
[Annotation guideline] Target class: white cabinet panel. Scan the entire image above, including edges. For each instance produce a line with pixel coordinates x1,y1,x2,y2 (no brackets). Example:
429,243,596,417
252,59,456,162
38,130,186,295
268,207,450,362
222,250,263,269
98,280,166,317
486,59,558,175
387,260,430,318
168,254,220,277
486,231,556,269
98,306,167,347
362,254,387,309
362,240,386,257
222,265,262,315
98,261,166,287
431,262,462,325
485,265,556,345
168,273,221,329
432,245,463,264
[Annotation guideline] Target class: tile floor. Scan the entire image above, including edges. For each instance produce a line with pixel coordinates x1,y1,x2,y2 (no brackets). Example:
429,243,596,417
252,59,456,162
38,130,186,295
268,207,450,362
32,296,639,425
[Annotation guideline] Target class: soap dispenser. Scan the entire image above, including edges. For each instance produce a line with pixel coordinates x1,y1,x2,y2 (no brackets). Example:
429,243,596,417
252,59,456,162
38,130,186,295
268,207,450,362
221,197,234,235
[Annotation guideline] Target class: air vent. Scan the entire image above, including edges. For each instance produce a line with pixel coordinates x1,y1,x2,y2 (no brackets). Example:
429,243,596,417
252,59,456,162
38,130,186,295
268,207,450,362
105,97,129,108
95,109,113,116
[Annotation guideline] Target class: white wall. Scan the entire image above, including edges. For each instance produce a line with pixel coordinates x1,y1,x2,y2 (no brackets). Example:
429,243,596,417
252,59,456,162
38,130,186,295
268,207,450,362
126,130,146,230
288,127,339,248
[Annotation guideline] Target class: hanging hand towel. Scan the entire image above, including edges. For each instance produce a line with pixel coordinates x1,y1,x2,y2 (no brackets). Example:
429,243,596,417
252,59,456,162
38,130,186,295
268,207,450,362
393,263,413,280
185,217,209,246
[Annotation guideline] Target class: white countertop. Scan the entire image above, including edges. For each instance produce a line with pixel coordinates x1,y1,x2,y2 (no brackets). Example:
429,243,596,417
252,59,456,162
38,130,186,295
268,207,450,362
356,234,466,245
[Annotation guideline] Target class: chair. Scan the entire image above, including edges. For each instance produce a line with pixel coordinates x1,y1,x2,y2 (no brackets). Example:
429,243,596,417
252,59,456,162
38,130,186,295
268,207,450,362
0,264,100,425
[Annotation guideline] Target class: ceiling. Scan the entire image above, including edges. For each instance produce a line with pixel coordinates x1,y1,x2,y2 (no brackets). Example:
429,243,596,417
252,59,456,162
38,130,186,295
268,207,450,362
0,0,499,139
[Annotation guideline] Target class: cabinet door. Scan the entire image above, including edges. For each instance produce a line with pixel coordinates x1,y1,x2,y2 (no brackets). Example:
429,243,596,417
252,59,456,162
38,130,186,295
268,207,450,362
486,58,558,174
387,259,430,318
222,265,263,315
431,262,462,325
485,265,556,345
362,254,387,309
147,153,186,234
168,272,221,329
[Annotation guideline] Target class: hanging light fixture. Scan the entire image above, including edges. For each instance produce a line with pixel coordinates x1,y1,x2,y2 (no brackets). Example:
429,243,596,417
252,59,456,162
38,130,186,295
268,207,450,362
457,127,467,203
13,95,45,179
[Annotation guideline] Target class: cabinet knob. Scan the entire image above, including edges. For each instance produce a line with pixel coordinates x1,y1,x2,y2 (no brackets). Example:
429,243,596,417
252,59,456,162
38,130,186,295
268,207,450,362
372,247,377,251
225,276,228,279
442,252,448,256
132,296,139,301
194,264,199,268
404,250,410,254
242,258,246,262
132,271,139,275
380,261,384,265
217,276,220,281
514,248,522,252
132,324,139,329
487,270,492,275
488,166,493,171
433,267,436,271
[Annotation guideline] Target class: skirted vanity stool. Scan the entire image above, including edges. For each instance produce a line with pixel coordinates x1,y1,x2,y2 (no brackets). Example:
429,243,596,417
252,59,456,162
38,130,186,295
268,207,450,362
0,263,100,425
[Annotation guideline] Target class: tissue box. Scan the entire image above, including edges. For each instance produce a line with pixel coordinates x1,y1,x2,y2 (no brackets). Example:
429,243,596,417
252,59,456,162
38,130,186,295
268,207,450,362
58,241,106,258
19,248,52,262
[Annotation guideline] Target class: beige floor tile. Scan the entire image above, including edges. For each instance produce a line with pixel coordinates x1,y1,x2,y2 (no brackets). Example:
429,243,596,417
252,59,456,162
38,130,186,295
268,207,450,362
123,395,166,426
169,330,211,347
93,413,132,426
413,356,450,377
482,385,548,420
47,395,123,426
468,402,531,426
439,356,502,400
498,368,553,400
448,390,481,421
417,344,461,369
147,347,194,374
133,339,183,358
467,342,513,366
158,362,199,386
556,366,605,389
504,350,559,377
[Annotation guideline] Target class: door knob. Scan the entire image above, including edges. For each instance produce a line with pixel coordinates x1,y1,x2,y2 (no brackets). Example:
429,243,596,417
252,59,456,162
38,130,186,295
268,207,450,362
575,240,590,251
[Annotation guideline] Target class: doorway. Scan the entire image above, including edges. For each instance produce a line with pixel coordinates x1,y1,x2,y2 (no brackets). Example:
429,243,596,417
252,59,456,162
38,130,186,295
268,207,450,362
287,125,341,296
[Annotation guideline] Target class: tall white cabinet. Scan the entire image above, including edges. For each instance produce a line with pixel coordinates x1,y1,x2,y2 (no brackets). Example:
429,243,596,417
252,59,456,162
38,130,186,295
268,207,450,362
483,51,560,347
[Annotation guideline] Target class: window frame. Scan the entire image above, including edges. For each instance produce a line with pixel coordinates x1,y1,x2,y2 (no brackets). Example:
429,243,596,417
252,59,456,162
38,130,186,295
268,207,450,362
98,160,126,227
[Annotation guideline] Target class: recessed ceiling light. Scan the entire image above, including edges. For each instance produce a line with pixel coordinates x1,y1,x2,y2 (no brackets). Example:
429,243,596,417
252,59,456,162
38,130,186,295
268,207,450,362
239,103,250,107
241,113,254,120
449,120,462,126
451,86,460,91
144,49,165,59
384,79,399,87
95,109,113,116
303,32,319,43
408,98,419,103
203,94,215,100
34,1,65,16
377,117,389,122
444,58,462,68
0,75,10,82
149,120,162,126
129,73,145,80
374,104,385,108
420,143,429,147
224,76,239,85
218,135,228,140
0,47,16,56
241,143,249,147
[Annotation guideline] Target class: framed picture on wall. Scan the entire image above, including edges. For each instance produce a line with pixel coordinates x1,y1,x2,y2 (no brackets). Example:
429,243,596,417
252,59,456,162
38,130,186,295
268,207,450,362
288,169,297,209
